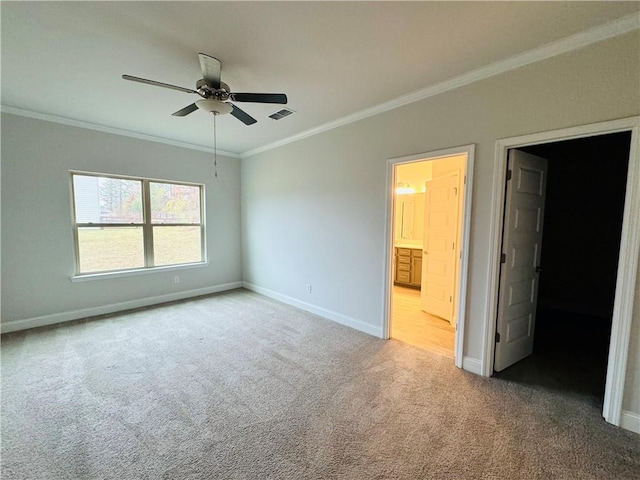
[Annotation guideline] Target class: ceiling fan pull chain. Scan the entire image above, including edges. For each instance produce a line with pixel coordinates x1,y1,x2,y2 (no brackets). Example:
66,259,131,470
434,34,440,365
213,113,218,178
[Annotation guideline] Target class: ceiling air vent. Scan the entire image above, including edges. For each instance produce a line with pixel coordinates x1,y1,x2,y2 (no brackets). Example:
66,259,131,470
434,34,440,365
269,108,295,120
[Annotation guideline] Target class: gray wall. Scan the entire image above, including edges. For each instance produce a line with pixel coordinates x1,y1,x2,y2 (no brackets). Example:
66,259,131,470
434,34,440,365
1,114,242,324
241,33,640,415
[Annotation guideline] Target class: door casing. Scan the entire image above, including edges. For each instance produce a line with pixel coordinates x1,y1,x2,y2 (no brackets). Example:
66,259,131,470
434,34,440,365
384,144,475,368
484,116,640,426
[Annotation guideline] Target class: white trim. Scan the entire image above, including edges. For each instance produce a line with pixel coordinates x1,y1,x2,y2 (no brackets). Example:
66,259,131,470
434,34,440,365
462,356,483,376
620,410,640,435
0,282,242,334
0,106,241,159
241,13,640,159
384,145,475,370
382,159,396,341
484,116,640,428
242,282,383,338
71,262,209,282
605,121,640,426
456,148,474,369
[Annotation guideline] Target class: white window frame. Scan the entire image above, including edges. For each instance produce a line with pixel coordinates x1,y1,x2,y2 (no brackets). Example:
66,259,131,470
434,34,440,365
70,171,206,279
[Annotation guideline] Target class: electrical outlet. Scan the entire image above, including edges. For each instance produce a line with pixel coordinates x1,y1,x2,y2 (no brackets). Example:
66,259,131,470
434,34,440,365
174,275,180,284
307,284,312,294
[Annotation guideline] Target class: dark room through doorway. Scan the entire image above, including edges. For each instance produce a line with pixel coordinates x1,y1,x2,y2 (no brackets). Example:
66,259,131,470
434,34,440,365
494,131,631,407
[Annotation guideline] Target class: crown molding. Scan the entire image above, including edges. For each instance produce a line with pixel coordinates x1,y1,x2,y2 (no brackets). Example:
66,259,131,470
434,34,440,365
0,106,241,159
241,12,640,158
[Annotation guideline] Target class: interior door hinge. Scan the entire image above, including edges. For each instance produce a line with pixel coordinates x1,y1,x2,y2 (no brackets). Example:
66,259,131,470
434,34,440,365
506,170,512,181
450,296,452,302
495,332,501,343
500,253,506,264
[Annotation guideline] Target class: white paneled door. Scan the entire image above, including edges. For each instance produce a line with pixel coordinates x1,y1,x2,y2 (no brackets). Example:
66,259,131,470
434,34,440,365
494,150,548,372
421,172,459,323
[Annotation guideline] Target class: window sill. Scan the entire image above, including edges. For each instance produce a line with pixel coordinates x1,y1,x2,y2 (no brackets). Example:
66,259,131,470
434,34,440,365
70,262,209,282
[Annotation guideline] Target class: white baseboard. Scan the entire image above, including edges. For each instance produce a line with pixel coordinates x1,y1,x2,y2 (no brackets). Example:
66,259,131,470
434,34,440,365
620,410,640,434
242,281,384,338
462,356,483,375
0,282,243,334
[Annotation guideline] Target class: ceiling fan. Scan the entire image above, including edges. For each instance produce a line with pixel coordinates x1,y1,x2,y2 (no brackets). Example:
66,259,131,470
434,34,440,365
122,53,288,125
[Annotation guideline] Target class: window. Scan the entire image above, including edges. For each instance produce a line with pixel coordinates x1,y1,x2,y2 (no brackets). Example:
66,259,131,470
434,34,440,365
71,173,205,275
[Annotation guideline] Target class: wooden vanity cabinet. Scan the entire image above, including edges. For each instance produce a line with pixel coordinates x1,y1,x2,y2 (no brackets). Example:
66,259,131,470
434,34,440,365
394,247,422,289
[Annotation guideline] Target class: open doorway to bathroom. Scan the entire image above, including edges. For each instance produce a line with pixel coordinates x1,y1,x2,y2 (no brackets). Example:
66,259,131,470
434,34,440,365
386,146,474,365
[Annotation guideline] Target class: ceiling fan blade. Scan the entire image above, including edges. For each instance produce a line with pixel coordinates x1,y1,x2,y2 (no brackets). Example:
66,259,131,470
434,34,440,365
198,53,221,89
229,104,257,125
172,103,199,117
230,93,288,104
122,74,197,95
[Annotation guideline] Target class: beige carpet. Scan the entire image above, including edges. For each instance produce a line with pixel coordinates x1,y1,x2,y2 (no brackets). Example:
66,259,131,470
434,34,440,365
2,289,639,479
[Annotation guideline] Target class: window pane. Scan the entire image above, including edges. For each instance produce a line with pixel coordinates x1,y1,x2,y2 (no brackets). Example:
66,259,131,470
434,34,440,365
77,227,144,273
73,175,142,224
150,182,201,224
153,226,202,266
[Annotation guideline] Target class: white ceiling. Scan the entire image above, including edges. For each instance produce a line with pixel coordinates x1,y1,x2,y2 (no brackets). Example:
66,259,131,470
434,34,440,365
2,2,639,156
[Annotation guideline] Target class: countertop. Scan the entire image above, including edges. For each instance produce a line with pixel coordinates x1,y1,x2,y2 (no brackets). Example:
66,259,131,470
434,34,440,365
394,243,423,250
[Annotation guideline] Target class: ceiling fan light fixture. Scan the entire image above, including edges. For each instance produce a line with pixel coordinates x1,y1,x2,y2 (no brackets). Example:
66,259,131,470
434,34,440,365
196,99,233,116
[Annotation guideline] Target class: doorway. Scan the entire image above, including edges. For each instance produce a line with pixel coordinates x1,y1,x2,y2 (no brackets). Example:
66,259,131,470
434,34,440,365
385,145,475,367
494,132,631,405
485,117,640,427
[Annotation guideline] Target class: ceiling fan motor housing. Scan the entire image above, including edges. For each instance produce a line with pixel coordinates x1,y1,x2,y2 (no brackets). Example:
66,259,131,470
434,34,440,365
197,79,230,98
